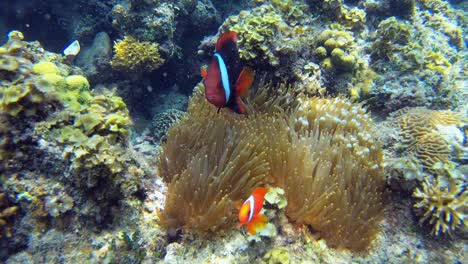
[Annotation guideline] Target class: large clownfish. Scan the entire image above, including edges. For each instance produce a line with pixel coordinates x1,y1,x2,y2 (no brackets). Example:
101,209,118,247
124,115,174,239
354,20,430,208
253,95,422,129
238,187,269,235
201,31,254,114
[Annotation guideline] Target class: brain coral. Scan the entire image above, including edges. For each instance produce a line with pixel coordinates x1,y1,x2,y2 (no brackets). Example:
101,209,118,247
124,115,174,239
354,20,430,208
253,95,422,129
158,81,384,251
393,107,467,169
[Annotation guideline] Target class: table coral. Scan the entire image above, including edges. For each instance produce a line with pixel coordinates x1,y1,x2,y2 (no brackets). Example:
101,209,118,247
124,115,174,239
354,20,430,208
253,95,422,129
413,178,467,236
111,36,165,73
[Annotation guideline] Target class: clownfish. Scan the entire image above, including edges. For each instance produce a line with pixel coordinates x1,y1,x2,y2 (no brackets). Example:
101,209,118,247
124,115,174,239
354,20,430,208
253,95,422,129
238,187,269,235
201,31,254,114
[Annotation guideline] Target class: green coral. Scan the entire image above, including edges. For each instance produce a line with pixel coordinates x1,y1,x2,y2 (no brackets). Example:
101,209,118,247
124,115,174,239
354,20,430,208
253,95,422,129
413,178,467,236
39,91,133,178
370,14,462,108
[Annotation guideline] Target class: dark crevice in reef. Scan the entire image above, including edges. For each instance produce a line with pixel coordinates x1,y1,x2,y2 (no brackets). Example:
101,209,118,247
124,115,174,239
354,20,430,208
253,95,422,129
0,0,71,52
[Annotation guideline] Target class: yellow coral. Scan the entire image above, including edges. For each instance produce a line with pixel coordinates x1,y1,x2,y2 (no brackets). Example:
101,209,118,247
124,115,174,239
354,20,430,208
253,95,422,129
111,36,165,72
413,178,467,235
31,61,61,75
65,75,90,91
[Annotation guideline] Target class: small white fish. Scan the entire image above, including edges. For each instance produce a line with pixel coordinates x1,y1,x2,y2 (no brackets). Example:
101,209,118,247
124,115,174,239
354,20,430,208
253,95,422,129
63,40,80,56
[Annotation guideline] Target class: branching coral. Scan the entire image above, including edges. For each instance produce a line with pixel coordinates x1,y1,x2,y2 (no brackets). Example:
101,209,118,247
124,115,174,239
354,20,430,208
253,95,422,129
111,36,165,72
158,81,385,251
413,178,467,236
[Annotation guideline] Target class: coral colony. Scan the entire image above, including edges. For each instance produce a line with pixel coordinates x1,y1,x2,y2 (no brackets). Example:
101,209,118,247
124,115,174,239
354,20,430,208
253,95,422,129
0,0,466,263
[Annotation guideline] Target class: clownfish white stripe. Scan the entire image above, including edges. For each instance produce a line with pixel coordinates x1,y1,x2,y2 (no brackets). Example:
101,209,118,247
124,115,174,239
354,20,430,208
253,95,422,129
245,195,255,223
214,52,230,103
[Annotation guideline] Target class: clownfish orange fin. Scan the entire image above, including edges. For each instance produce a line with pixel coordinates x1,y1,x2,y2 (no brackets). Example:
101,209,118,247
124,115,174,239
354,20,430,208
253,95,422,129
201,66,207,79
216,31,238,51
235,67,254,97
246,214,268,235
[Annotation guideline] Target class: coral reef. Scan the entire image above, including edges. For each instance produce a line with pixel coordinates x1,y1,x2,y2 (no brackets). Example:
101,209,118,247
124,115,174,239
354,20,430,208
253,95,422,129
413,178,467,236
0,0,467,262
223,4,286,66
111,36,165,73
0,31,149,260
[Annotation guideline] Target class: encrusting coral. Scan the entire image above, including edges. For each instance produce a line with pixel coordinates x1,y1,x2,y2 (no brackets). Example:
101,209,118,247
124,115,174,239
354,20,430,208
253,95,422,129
111,36,165,73
413,178,467,236
158,79,385,251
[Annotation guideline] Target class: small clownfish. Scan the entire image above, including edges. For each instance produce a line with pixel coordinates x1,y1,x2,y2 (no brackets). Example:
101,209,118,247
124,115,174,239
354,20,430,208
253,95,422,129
238,187,269,235
201,31,254,114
